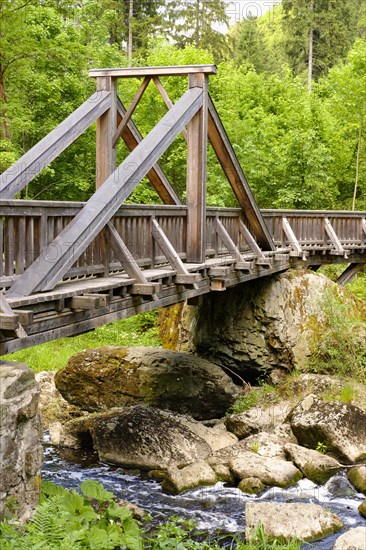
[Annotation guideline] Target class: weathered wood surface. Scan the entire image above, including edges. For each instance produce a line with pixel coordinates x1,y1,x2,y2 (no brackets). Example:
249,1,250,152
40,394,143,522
0,91,111,199
1,203,365,293
5,88,203,298
89,65,217,78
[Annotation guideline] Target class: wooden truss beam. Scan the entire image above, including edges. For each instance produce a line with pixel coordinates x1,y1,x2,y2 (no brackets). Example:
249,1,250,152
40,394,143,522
112,77,150,147
6,87,203,298
207,94,275,251
337,262,365,286
0,91,111,199
153,77,188,142
116,97,181,205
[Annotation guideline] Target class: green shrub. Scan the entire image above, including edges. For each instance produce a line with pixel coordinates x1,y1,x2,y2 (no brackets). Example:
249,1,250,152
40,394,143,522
308,288,366,382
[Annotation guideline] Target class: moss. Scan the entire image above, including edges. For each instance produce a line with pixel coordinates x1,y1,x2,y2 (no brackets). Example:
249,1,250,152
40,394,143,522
158,304,184,350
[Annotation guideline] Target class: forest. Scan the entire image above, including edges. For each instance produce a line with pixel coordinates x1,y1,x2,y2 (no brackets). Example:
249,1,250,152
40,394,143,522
0,0,365,211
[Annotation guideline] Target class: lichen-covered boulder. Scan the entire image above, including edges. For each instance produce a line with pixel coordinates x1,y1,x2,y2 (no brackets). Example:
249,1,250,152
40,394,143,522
159,270,366,377
284,443,341,484
55,347,238,420
348,465,366,494
289,394,366,463
333,527,366,549
61,406,213,470
359,500,366,518
225,402,292,439
230,452,302,488
0,362,43,521
162,461,217,494
245,502,343,542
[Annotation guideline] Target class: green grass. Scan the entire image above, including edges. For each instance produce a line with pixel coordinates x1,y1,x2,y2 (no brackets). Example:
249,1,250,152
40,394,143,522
1,312,161,373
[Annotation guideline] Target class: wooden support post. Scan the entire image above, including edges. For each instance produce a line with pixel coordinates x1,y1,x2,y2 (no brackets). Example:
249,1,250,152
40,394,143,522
186,73,208,264
96,76,117,189
336,262,365,286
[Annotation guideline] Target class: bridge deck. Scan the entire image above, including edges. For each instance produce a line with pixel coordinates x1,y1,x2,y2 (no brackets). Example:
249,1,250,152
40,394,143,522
0,201,365,355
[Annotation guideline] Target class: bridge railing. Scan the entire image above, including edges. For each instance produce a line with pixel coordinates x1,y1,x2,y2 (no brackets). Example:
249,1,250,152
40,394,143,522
262,210,366,254
1,201,365,291
0,200,247,289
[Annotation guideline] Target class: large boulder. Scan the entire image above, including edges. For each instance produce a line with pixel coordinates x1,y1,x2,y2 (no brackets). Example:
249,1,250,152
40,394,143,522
359,500,366,518
159,270,365,377
284,443,341,484
162,461,217,494
289,394,366,463
55,347,238,420
333,527,366,549
59,406,226,471
348,465,366,494
245,502,343,542
230,452,302,488
0,362,43,521
225,402,292,439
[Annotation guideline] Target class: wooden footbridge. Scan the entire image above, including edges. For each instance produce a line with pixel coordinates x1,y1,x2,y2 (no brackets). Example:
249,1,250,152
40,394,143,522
0,66,365,355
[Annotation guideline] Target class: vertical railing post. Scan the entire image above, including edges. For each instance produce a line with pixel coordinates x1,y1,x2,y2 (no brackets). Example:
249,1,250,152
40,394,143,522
95,76,117,274
96,76,117,189
186,72,208,263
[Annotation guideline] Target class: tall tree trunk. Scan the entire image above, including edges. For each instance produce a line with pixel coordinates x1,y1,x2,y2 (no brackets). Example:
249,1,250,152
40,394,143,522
0,68,10,140
308,0,314,93
128,0,133,67
352,124,362,211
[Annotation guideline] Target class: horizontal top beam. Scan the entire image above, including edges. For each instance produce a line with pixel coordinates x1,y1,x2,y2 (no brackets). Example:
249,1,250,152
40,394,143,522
89,65,217,78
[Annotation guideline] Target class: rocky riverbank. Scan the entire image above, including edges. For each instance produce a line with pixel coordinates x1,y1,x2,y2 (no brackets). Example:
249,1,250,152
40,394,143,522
34,269,366,547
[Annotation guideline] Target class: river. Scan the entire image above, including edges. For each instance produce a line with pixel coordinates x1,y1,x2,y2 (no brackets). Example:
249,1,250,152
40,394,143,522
42,434,365,549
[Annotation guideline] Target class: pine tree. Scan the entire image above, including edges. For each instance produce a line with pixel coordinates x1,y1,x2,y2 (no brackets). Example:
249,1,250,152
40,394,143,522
165,0,229,61
282,0,364,83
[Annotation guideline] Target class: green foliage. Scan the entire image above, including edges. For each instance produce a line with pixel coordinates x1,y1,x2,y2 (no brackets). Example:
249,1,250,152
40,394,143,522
316,442,328,454
228,391,258,413
0,481,142,550
308,288,366,382
0,485,302,550
1,312,161,372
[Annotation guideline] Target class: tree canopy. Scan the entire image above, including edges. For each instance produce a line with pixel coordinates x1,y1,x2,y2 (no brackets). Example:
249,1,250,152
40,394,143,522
0,0,365,210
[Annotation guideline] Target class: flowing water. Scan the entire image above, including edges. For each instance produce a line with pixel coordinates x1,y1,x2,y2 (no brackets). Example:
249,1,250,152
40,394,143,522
42,434,366,549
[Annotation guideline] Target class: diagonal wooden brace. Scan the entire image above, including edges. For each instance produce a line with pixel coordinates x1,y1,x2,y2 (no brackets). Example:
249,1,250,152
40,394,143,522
239,219,272,266
152,219,200,286
282,217,306,260
215,218,245,264
324,218,347,257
